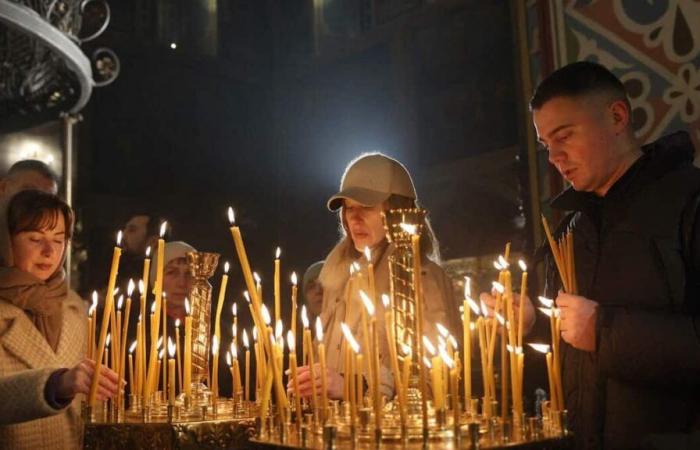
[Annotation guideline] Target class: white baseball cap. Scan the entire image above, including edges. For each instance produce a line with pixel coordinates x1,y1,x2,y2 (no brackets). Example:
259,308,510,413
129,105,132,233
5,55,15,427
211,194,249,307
327,153,417,211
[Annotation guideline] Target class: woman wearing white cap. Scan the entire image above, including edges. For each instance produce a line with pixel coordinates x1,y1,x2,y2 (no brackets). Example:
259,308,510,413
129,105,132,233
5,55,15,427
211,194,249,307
149,241,196,322
290,153,456,400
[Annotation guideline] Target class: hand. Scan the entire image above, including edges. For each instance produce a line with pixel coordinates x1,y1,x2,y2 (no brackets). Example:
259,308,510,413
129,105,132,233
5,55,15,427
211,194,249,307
556,292,598,352
56,359,120,402
287,364,344,400
479,290,536,336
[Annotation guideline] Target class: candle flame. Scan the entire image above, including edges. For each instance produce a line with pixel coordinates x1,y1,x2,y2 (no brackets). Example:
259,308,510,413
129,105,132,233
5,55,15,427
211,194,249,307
315,316,323,341
275,247,281,259
399,223,417,235
496,313,506,326
113,287,120,296
301,305,309,328
223,261,230,274
381,294,390,308
286,330,295,351
243,329,249,348
349,264,355,275
88,303,96,317
129,341,137,354
364,246,371,262
422,356,432,369
252,326,258,341
105,333,111,347
538,296,554,307
467,297,481,316
493,261,503,271
232,323,237,338
436,323,449,338
492,281,505,294
185,298,190,315
138,279,145,296
212,335,219,355
159,349,165,359
464,276,472,299
498,255,509,269
117,295,124,310
340,323,360,354
150,300,156,314
232,302,237,316
352,262,361,272
538,307,553,318
145,246,151,257
480,299,489,317
275,319,283,340
243,291,250,303
470,322,476,331
439,345,455,369
528,343,550,353
231,342,237,359
168,338,176,357
175,318,180,327
253,272,261,285
159,221,167,238
400,342,411,357
422,335,436,356
227,207,235,224
157,336,163,350
116,230,123,246
449,335,458,350
261,304,271,325
507,344,523,354
127,279,135,297
359,290,375,316
291,272,298,285
226,351,232,367
519,259,527,272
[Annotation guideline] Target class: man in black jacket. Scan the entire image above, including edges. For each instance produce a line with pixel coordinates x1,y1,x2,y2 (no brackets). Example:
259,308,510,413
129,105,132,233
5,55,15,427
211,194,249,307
483,61,700,449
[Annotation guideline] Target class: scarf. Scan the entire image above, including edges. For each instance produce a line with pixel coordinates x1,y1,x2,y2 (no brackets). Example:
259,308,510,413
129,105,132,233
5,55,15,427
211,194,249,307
0,197,67,352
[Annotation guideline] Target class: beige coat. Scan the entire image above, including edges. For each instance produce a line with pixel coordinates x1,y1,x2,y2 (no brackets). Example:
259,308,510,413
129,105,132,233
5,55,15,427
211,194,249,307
318,239,456,398
0,290,86,449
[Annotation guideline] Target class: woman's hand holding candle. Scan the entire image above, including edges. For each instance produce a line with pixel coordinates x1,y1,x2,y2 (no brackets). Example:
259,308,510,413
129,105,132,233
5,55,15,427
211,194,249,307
58,359,120,402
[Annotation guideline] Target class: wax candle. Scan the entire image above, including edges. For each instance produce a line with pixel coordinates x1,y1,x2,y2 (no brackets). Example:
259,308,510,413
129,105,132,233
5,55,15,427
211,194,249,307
128,342,136,399
518,260,528,349
145,222,167,403
168,339,176,405
211,335,220,404
315,317,328,423
382,295,406,427
287,331,302,424
358,290,375,399
290,273,298,343
214,262,230,362
174,319,182,393
232,302,238,348
364,247,376,304
184,298,192,398
462,277,472,411
243,329,251,402
88,292,97,360
360,290,381,433
88,231,122,406
341,322,360,429
301,310,318,415
274,247,281,324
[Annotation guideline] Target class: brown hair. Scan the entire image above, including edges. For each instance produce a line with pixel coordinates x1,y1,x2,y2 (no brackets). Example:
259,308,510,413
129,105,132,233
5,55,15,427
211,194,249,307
7,190,74,239
338,194,441,263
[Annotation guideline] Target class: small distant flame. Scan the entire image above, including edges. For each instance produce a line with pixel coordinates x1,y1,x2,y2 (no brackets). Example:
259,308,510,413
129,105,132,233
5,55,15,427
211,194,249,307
227,207,235,224
159,221,167,238
275,247,281,259
116,230,123,246
359,290,375,316
129,341,137,354
519,260,527,272
528,343,551,354
381,294,390,308
243,330,250,348
127,279,135,297
422,335,436,356
145,246,152,257
315,316,323,341
301,305,309,328
291,272,298,285
286,330,295,352
340,323,360,354
538,296,554,308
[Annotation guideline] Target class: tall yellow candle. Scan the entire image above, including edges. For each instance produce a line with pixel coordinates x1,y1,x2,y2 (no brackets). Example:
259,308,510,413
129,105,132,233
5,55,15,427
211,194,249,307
232,348,242,398
341,323,360,427
518,261,528,349
128,343,136,399
214,262,230,355
88,231,122,406
211,335,220,404
358,291,375,399
274,247,281,324
243,330,251,402
135,320,142,396
287,331,302,425
168,339,176,405
232,302,238,349
364,247,376,304
175,319,182,393
315,317,328,423
145,222,167,403
382,295,405,427
290,273,298,343
301,312,318,415
184,299,192,398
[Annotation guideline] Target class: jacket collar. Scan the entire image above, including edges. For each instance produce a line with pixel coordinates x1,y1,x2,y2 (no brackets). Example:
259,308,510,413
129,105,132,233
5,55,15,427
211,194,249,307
551,130,695,213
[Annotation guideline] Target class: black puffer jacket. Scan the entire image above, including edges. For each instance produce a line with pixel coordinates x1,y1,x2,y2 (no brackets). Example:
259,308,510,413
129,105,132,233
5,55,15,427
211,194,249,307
540,131,700,450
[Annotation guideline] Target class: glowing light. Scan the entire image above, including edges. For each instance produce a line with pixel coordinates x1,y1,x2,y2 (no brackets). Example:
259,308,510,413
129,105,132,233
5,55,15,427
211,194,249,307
286,330,295,352
399,223,417,235
538,296,554,308
243,330,249,348
315,317,323,341
291,272,298,285
422,336,436,356
127,279,135,297
381,294,390,308
528,343,551,354
159,221,167,238
519,260,527,272
275,247,281,259
301,305,309,329
227,207,235,224
129,341,137,354
340,323,360,354
359,290,375,316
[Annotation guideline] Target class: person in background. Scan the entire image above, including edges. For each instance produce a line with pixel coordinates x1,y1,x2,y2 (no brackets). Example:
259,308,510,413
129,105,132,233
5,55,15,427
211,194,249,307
302,260,324,324
0,160,58,200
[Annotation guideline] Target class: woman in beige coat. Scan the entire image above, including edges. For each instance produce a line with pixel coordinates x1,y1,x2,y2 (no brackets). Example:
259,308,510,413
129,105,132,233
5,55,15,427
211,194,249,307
291,153,457,400
0,190,118,449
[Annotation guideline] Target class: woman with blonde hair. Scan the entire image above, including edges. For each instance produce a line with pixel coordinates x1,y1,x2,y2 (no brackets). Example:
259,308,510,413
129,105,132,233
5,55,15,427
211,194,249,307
290,153,456,400
0,190,118,449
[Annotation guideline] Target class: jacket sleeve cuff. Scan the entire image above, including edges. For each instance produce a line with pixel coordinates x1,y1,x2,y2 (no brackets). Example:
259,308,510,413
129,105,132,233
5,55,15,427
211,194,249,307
0,368,65,425
44,368,73,410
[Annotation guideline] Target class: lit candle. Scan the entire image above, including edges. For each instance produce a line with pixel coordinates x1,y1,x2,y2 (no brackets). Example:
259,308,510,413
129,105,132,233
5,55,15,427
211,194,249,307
104,333,111,369
463,278,479,411
357,290,374,400
168,338,176,405
315,317,328,423
274,247,281,324
290,273,298,343
87,292,97,360
231,344,242,399
88,230,122,406
425,336,443,410
114,295,123,377
117,280,134,412
137,280,146,403
145,222,167,404
232,302,238,349
341,322,360,429
175,319,182,393
360,290,381,433
211,335,220,404
301,305,308,365
184,298,192,398
287,331,302,425
400,343,411,407
214,262,230,362
382,294,406,427
161,295,168,399
301,309,318,416
254,272,262,304
135,319,142,398
243,330,251,402
518,260,528,349
128,341,136,399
